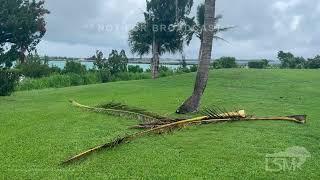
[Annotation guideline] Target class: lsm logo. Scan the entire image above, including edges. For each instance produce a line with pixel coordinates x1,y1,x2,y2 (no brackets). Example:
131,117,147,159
265,146,311,172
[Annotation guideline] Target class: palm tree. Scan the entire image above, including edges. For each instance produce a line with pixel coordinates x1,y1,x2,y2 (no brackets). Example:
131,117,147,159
185,3,233,59
128,0,193,79
176,0,219,114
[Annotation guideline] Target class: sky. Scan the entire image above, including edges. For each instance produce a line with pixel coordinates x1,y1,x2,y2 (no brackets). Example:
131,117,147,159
37,0,320,60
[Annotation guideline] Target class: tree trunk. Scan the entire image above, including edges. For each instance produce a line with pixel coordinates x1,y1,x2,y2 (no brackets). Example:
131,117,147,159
198,37,203,60
176,0,216,114
19,49,26,64
151,41,160,79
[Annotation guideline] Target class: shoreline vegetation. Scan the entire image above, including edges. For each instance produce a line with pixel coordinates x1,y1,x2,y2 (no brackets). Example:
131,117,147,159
1,51,319,95
14,52,199,92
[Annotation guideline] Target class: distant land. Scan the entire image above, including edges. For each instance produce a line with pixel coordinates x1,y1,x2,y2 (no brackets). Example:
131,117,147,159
45,57,280,65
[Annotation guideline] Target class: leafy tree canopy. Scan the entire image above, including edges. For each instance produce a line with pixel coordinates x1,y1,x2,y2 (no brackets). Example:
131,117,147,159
0,0,49,67
307,55,320,69
92,50,128,75
93,50,106,70
277,51,306,69
184,3,234,45
129,0,194,56
107,50,128,74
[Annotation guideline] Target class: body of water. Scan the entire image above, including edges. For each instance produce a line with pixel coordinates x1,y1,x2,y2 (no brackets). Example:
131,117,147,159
48,59,280,71
48,61,188,71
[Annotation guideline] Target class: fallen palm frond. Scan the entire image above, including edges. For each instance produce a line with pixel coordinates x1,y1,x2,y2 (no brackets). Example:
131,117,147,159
96,102,171,121
201,115,307,124
132,111,307,129
62,115,210,165
62,108,246,164
63,102,306,165
202,106,306,124
70,100,173,123
131,108,246,129
61,136,128,165
201,106,306,123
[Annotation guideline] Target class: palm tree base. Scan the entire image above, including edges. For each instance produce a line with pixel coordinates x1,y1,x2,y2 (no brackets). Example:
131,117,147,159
176,95,201,114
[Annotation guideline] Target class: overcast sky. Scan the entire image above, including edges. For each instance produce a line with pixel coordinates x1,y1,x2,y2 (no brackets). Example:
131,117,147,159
37,0,320,60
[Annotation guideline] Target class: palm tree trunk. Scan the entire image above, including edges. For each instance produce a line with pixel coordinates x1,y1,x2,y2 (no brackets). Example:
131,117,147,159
19,48,27,64
176,0,216,114
152,41,160,79
198,37,203,60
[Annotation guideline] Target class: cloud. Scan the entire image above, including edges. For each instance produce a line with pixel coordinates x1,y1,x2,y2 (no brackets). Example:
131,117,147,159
290,15,302,31
38,0,320,59
272,0,302,12
37,40,111,58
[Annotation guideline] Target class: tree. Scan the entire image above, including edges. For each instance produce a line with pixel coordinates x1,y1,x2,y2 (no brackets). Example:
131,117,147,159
185,3,233,59
212,57,237,69
107,50,128,75
248,59,269,69
63,61,87,75
278,51,294,68
129,0,193,79
277,51,306,69
307,55,320,69
93,50,128,74
294,57,306,69
0,0,49,66
176,0,217,114
16,52,52,78
181,55,188,69
93,50,105,70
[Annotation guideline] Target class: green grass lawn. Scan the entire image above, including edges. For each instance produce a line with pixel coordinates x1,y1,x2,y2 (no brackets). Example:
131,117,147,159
1,69,320,179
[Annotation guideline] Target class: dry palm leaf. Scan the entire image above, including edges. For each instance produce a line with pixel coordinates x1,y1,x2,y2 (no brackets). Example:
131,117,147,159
70,100,173,123
132,107,246,129
201,115,307,124
201,106,306,124
63,102,306,165
202,107,307,124
62,115,211,164
62,108,246,164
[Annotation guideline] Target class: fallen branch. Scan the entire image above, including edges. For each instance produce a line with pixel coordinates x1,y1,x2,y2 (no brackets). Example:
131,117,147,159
70,100,172,123
62,116,208,165
63,101,307,165
202,115,307,124
131,110,246,129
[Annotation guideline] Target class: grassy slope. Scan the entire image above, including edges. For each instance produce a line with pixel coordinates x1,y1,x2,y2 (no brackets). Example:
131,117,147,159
1,69,319,179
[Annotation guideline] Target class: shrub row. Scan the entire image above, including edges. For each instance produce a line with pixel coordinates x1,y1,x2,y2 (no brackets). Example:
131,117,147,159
248,59,269,69
17,72,151,91
128,65,144,73
212,57,237,69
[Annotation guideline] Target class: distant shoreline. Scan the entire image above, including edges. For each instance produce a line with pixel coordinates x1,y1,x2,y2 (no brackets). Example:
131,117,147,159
48,58,280,65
